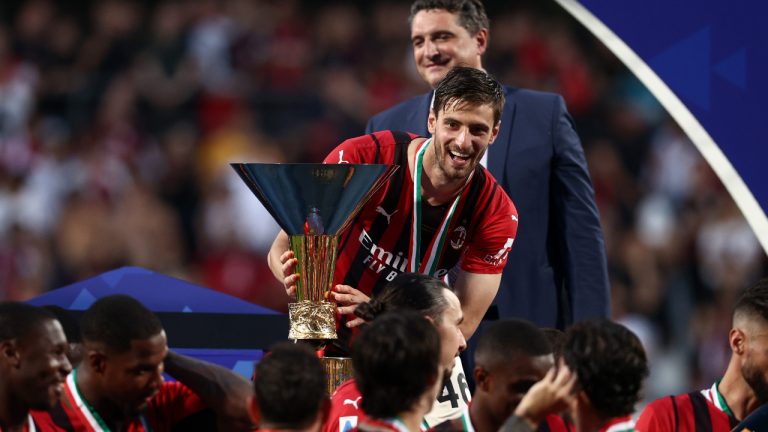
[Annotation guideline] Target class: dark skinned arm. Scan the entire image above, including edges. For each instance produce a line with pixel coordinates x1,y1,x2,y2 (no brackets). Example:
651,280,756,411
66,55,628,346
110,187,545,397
164,350,253,431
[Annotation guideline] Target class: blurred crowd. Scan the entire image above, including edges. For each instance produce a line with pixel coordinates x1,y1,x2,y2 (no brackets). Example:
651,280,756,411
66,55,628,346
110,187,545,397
0,0,765,401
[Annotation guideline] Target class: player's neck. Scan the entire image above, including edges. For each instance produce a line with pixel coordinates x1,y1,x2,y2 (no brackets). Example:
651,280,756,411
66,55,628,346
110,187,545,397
76,367,123,425
719,356,762,420
414,139,468,206
0,385,29,432
469,396,499,432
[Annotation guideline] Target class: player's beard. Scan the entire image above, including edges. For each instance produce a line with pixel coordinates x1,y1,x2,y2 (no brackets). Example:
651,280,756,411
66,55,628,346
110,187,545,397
742,360,768,404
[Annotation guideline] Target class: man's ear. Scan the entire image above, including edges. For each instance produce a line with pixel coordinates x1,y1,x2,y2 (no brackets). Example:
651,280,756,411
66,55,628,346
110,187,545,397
474,366,490,392
0,339,21,368
489,121,500,145
730,328,746,355
475,28,489,56
247,394,261,426
85,349,108,375
428,110,437,135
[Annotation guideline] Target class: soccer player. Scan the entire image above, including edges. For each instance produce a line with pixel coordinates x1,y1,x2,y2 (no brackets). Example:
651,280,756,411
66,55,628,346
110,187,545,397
250,342,330,432
351,311,443,432
0,302,72,432
432,319,574,432
270,66,518,344
323,273,466,431
636,279,768,431
31,294,253,431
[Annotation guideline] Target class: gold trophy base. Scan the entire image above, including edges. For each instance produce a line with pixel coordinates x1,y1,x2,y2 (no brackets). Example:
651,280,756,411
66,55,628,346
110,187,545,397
288,301,337,340
321,357,353,395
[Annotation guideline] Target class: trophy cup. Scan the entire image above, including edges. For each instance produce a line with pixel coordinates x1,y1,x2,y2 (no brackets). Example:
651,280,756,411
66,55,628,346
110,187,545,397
231,163,397,393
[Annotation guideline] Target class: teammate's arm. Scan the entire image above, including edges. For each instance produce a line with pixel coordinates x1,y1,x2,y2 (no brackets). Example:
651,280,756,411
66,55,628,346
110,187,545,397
268,230,299,297
452,271,501,339
164,351,253,431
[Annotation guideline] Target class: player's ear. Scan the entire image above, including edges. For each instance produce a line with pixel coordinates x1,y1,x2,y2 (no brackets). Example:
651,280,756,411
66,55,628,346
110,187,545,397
474,366,490,392
489,121,500,145
428,110,437,135
0,339,20,367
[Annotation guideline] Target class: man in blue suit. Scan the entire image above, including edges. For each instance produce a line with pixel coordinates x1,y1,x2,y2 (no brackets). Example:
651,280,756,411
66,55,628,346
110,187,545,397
366,0,609,329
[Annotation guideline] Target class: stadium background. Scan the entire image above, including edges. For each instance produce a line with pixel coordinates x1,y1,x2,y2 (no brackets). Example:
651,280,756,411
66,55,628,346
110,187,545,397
0,0,765,404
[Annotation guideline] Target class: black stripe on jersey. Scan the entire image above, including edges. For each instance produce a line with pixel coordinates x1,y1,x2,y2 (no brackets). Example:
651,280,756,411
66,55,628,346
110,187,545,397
369,133,382,164
343,132,409,293
538,421,551,432
463,168,493,241
671,395,679,432
688,392,713,432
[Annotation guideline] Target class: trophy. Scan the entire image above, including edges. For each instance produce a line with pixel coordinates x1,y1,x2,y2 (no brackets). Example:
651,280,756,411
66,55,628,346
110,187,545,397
231,163,397,392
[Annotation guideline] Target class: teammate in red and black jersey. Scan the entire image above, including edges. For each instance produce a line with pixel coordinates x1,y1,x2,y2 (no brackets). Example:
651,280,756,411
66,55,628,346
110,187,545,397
269,67,518,343
30,295,253,432
0,302,71,432
636,279,768,431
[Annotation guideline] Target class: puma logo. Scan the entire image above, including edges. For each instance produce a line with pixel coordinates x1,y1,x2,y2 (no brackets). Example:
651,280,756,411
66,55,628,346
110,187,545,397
375,206,398,224
338,150,350,164
343,397,362,410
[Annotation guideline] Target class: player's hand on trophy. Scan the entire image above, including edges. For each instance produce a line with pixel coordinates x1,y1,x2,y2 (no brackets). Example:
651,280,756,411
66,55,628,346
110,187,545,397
279,250,300,297
332,285,370,327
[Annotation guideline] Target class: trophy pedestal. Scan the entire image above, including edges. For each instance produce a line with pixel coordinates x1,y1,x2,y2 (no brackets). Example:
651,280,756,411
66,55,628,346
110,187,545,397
321,356,354,395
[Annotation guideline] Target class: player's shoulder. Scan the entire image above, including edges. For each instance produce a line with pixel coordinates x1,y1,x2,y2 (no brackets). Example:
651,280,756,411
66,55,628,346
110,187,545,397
636,394,684,431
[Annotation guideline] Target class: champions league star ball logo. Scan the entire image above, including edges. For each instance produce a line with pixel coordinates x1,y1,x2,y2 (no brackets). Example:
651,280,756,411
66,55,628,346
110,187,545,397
450,226,467,250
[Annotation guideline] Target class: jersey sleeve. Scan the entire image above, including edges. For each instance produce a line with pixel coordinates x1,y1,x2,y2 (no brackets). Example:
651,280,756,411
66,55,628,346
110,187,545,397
146,381,207,430
635,397,675,432
460,191,518,274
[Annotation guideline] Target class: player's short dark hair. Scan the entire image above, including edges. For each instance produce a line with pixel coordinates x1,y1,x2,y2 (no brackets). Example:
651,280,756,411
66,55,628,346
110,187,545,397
475,319,552,369
734,278,768,323
409,0,489,36
0,302,56,343
254,342,327,428
355,273,450,323
563,319,648,419
432,66,505,124
43,305,81,343
353,311,440,419
541,328,566,361
80,295,163,353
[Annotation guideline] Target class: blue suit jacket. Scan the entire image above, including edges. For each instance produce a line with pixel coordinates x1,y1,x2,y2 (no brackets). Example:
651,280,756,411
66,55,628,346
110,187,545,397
366,86,609,328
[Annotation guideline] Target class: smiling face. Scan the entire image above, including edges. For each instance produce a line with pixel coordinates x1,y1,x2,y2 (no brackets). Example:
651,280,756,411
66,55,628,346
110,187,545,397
411,9,487,88
426,100,499,182
97,331,168,415
13,319,72,410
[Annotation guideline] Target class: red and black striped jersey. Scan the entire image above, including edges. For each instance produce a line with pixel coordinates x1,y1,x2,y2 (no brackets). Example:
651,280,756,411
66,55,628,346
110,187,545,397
635,382,738,431
323,130,518,296
30,373,207,432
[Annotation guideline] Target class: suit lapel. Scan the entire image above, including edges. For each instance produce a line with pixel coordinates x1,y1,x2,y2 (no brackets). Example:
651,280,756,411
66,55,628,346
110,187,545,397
410,92,432,136
488,86,516,179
